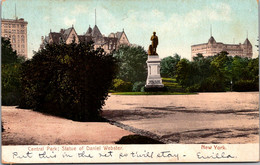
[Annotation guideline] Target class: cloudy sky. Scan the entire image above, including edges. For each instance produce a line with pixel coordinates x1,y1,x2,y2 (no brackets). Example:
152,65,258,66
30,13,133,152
2,0,259,60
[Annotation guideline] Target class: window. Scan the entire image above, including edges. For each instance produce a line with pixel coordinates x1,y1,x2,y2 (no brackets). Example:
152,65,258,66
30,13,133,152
8,24,11,28
12,24,16,28
13,44,16,48
12,29,16,33
22,49,24,53
22,44,25,48
4,24,8,28
21,30,24,33
21,25,24,28
4,29,7,33
21,35,25,43
12,35,16,43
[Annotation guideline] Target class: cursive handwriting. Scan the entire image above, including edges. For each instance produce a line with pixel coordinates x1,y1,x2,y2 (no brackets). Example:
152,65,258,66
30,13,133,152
157,151,179,160
99,151,113,157
13,152,33,159
78,151,94,158
38,151,56,159
197,152,236,159
130,151,154,158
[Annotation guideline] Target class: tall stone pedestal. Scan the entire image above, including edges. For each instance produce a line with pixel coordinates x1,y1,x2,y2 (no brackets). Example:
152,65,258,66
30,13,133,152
145,55,164,88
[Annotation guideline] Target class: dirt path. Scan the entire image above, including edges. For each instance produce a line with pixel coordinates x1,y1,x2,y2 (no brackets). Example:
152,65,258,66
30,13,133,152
103,92,259,144
2,106,133,145
2,92,259,145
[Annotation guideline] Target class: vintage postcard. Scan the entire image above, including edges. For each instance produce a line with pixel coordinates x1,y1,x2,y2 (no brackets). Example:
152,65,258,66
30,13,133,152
1,0,259,163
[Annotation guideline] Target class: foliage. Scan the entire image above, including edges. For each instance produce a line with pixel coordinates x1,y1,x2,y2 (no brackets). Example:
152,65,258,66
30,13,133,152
113,45,147,83
112,79,133,92
162,78,185,92
160,54,180,78
132,81,145,92
2,64,22,105
233,80,259,92
1,37,25,105
144,86,167,92
176,58,191,87
19,42,117,121
175,52,259,92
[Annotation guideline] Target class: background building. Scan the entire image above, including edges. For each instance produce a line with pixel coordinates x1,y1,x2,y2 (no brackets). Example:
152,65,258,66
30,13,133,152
1,18,28,58
191,36,253,59
40,24,130,53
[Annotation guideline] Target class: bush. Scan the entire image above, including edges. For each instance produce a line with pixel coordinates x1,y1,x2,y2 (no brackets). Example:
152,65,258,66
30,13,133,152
198,78,225,92
112,79,133,92
186,84,200,92
144,86,168,92
132,81,145,92
19,42,117,121
140,86,146,92
233,80,259,92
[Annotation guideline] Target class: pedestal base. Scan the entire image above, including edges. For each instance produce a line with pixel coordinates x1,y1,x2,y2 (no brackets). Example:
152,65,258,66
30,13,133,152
145,55,164,88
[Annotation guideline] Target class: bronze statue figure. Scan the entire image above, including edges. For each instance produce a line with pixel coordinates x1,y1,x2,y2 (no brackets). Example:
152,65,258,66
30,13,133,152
148,32,158,55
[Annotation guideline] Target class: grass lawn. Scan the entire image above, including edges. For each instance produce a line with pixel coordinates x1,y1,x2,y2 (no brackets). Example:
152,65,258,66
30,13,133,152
110,77,194,95
111,92,195,95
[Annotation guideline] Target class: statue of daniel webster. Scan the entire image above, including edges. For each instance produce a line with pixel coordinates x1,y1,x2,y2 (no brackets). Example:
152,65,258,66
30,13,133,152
148,32,159,55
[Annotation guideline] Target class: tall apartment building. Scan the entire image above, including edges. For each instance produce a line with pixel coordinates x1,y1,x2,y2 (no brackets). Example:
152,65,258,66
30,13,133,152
191,36,253,59
40,24,130,53
1,18,28,58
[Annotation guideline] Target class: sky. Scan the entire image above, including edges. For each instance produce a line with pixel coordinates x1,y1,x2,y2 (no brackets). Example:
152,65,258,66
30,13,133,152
2,0,259,60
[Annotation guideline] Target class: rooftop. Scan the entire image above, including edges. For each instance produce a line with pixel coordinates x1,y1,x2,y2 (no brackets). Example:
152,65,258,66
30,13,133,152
2,18,28,24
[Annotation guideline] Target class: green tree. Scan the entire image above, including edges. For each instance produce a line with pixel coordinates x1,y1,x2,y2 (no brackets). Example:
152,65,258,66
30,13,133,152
232,56,249,82
191,54,212,85
160,54,180,78
247,57,259,82
2,38,24,64
208,51,230,91
19,42,117,121
1,37,25,105
113,45,147,83
175,58,191,87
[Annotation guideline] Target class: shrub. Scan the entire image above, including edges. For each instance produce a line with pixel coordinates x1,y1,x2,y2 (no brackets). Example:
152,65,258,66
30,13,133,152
186,84,200,92
233,80,259,92
19,42,117,121
199,78,225,92
132,81,145,92
144,86,168,92
112,79,133,92
140,86,146,92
